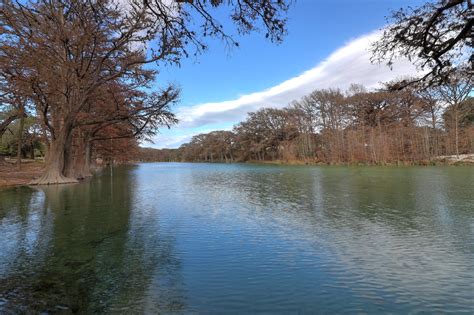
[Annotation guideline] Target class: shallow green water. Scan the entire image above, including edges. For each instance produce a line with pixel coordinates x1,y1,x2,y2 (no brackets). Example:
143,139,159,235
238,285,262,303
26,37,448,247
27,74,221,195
0,163,473,313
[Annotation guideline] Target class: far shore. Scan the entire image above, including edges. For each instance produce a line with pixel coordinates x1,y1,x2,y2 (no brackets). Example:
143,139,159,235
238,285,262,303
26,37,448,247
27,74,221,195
242,154,474,166
136,153,474,167
1,154,472,188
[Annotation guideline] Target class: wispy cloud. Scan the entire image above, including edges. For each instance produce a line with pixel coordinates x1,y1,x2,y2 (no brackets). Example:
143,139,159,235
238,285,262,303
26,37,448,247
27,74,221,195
152,30,419,148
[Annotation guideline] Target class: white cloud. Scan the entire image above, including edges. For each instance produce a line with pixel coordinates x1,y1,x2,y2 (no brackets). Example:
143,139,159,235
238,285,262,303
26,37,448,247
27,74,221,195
152,30,420,148
146,134,191,149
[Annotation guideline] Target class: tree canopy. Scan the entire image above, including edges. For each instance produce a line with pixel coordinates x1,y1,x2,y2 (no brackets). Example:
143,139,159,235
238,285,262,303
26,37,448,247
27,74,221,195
372,0,473,88
0,0,290,183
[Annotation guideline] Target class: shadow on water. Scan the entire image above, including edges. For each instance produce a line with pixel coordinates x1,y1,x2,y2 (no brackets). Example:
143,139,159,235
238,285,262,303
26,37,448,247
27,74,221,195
0,166,186,314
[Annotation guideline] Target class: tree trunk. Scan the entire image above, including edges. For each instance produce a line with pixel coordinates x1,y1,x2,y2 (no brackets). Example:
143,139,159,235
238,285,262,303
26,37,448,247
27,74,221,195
84,140,92,175
30,141,35,160
454,106,459,158
64,134,93,179
16,115,25,169
30,123,78,185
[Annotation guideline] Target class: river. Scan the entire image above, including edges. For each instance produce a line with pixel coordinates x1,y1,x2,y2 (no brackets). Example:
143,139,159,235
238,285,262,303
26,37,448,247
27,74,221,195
0,163,473,313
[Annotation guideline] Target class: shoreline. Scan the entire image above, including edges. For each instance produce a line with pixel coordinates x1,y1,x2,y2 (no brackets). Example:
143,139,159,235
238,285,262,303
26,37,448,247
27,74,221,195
0,160,44,188
1,155,472,188
135,154,474,167
242,155,474,167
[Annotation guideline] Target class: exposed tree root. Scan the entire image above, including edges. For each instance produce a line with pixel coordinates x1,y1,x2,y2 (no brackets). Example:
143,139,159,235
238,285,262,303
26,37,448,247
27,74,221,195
29,172,79,185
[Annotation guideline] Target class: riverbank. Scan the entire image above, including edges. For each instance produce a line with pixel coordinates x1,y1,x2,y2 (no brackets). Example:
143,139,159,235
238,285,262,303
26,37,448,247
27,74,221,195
431,154,474,165
1,154,472,188
245,154,474,166
0,160,44,187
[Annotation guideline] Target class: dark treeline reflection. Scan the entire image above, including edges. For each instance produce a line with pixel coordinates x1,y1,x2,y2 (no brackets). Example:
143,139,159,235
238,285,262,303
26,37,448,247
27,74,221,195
0,167,185,313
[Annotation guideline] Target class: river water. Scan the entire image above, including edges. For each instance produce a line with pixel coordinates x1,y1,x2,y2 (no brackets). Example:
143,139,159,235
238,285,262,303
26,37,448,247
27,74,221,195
0,163,473,313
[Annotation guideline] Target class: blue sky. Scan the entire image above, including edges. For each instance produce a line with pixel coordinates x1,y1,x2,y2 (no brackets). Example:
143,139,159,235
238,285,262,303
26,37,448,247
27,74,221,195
149,0,425,148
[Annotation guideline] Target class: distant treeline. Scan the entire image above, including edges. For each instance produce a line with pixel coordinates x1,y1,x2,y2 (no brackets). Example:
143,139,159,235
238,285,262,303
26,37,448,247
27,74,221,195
139,81,473,165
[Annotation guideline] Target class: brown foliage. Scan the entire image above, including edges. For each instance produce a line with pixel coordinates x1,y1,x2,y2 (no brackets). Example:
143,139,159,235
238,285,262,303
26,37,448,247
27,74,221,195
1,0,289,183
145,79,473,165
